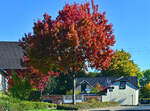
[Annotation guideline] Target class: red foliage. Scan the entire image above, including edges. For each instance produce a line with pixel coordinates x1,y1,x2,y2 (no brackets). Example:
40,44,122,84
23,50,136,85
27,66,60,91
6,70,13,90
24,56,28,62
6,68,59,91
96,83,104,91
20,0,115,90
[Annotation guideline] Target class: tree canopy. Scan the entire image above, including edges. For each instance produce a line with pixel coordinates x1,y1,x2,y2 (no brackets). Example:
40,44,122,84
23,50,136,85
140,82,150,98
20,0,115,91
7,70,32,100
140,69,150,87
101,50,142,77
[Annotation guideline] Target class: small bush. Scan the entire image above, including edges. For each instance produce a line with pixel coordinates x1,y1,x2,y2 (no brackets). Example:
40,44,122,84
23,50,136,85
0,92,57,110
34,102,51,109
19,101,36,110
19,101,56,110
28,91,41,101
48,103,57,108
8,97,21,103
0,101,8,111
89,98,97,103
9,103,23,111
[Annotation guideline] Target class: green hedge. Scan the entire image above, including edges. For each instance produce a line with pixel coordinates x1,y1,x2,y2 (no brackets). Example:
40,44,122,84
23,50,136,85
0,101,8,111
0,100,56,111
0,93,57,111
57,102,118,110
57,104,78,110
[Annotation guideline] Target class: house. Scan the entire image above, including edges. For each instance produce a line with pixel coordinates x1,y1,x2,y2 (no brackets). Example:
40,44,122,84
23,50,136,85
0,68,8,91
0,41,25,92
76,76,139,105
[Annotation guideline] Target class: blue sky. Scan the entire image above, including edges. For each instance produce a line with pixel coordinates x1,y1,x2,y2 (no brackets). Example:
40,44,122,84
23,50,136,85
0,0,150,71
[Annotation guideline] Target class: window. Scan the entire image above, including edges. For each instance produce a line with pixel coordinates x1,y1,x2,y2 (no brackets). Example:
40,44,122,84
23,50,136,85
2,76,6,89
81,83,86,92
119,81,126,89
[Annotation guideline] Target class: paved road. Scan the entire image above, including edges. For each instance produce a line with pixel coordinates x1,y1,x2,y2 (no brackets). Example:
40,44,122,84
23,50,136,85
87,105,150,111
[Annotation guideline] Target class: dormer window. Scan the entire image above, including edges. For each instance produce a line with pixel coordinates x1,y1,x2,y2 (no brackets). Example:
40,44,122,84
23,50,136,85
119,81,126,89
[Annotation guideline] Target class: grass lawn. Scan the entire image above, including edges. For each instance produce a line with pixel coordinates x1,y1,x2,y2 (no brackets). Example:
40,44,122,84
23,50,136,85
28,109,66,111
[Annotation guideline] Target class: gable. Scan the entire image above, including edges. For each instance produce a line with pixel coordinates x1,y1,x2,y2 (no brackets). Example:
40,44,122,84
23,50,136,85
112,77,139,89
112,81,138,90
77,80,94,88
76,76,138,89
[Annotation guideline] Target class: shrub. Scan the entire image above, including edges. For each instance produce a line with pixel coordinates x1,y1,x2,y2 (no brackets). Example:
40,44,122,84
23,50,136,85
66,90,80,95
28,91,41,101
9,71,33,100
19,101,36,110
57,102,118,110
89,98,97,103
0,93,118,111
9,103,23,111
8,96,21,103
48,103,57,108
34,102,53,109
0,101,8,111
0,93,57,111
19,101,56,110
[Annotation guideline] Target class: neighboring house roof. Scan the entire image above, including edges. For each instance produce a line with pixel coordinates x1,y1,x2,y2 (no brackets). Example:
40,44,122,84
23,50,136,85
76,76,138,89
0,42,25,69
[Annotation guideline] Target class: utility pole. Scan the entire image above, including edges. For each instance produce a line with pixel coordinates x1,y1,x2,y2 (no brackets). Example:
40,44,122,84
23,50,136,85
72,73,76,104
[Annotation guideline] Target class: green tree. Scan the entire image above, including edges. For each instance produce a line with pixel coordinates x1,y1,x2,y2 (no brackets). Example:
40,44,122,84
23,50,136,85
9,71,33,100
43,70,85,95
140,83,150,98
43,72,73,95
140,69,150,87
101,50,142,77
43,70,102,95
87,72,101,77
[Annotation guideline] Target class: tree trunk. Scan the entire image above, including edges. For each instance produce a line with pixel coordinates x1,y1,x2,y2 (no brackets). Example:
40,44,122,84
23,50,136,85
40,90,42,101
72,74,76,104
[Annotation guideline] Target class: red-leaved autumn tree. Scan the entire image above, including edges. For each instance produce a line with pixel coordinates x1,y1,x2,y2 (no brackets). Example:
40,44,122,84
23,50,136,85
20,0,115,104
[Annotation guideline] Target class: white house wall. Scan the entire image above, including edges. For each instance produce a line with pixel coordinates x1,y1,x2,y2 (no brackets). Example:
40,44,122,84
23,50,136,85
0,74,2,91
135,89,139,105
102,82,139,105
0,73,8,92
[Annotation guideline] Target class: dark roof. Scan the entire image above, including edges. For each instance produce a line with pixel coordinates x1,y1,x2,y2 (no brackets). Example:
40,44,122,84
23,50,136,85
76,76,139,89
0,41,25,69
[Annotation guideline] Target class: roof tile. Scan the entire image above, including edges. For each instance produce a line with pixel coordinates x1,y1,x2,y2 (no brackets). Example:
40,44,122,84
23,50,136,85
0,42,25,69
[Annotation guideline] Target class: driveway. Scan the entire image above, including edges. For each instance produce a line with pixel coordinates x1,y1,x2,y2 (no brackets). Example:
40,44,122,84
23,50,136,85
87,105,150,111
